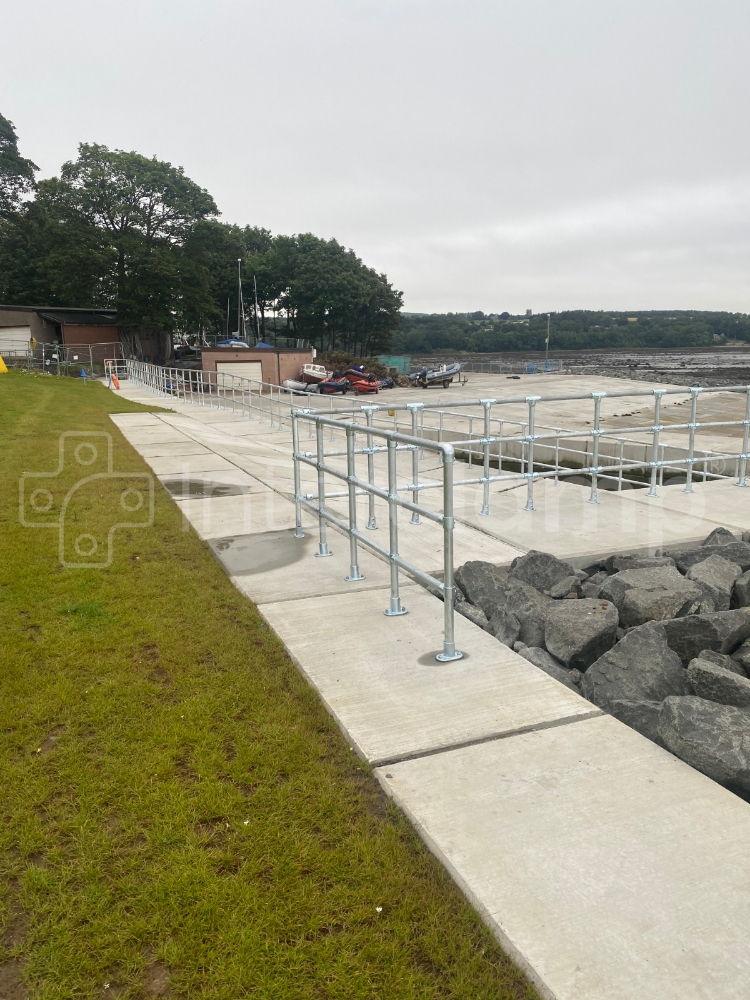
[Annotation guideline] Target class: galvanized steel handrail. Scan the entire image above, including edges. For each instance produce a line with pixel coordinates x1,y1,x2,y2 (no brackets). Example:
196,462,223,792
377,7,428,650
327,383,750,513
292,408,463,663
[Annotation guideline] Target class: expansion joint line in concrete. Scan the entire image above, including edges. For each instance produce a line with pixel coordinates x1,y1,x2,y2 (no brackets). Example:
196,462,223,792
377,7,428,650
371,709,605,769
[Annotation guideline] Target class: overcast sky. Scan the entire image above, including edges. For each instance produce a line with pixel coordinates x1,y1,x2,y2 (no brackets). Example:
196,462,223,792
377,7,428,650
3,0,750,313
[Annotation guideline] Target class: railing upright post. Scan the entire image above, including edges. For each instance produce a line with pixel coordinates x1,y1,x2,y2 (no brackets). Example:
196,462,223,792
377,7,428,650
682,386,701,493
436,443,462,662
648,390,666,497
480,400,491,516
365,407,378,529
292,411,305,538
588,392,606,504
345,424,365,581
384,437,407,616
618,438,625,491
498,419,503,475
314,420,332,557
523,398,540,512
737,386,750,488
409,404,421,524
554,430,561,485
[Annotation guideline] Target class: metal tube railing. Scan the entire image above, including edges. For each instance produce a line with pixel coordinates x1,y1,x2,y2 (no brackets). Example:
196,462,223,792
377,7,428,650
292,409,462,661
128,360,750,504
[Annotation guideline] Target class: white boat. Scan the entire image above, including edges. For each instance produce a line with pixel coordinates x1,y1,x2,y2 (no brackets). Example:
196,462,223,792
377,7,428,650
283,379,310,393
301,363,331,384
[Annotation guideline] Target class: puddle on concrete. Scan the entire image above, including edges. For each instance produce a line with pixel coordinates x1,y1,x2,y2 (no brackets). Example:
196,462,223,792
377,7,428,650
161,479,247,498
209,529,309,574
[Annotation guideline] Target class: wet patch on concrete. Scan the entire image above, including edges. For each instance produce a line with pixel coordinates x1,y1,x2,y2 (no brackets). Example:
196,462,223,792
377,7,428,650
160,479,247,499
208,529,310,575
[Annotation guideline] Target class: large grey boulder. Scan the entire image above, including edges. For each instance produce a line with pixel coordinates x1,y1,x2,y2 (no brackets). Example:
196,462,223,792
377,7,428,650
454,561,509,618
516,646,580,691
547,575,582,599
598,566,702,627
488,607,521,647
658,696,750,797
581,570,608,599
687,659,750,708
690,648,747,677
672,541,750,574
732,640,750,673
702,527,738,546
734,570,750,607
662,609,750,664
544,598,618,669
604,554,676,573
581,621,690,710
457,602,490,631
503,582,551,648
686,554,742,612
607,699,665,747
508,550,576,594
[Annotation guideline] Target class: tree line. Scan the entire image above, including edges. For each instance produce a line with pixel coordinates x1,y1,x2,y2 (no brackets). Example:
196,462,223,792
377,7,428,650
0,114,402,355
395,310,750,355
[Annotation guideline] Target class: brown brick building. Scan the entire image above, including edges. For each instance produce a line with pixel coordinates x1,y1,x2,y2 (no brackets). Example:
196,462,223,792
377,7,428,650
200,347,314,386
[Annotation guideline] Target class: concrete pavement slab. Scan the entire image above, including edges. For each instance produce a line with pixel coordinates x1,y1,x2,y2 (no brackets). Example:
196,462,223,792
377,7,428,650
455,479,731,565
259,587,595,766
133,441,214,458
619,478,750,534
178,492,306,539
214,527,400,603
325,495,524,571
158,469,269,497
376,713,750,1000
141,454,238,476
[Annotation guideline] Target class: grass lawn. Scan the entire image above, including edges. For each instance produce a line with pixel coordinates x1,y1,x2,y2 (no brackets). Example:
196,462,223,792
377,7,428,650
0,369,538,1000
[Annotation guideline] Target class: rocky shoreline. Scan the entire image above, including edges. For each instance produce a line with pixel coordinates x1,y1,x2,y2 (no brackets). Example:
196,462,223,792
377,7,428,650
454,530,750,799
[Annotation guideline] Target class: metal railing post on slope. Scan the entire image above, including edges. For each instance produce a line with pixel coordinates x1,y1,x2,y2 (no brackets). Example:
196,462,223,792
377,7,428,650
345,424,365,581
682,386,701,493
647,389,666,497
384,437,407,617
292,411,305,538
436,443,463,662
314,420,332,557
408,403,422,524
365,407,378,529
523,397,540,512
737,386,750,488
587,392,606,504
480,399,492,516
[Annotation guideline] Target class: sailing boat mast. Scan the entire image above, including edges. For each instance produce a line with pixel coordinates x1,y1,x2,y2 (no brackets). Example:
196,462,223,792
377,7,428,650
253,275,261,345
236,258,246,342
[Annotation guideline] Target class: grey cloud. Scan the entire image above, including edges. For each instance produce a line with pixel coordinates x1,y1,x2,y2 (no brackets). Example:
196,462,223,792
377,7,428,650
3,0,749,312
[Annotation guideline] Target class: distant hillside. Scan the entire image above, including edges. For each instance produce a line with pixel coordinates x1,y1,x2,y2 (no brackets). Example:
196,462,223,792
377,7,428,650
393,310,750,354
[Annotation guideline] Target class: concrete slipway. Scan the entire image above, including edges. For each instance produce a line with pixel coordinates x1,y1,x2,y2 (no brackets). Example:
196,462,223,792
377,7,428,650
109,376,750,1000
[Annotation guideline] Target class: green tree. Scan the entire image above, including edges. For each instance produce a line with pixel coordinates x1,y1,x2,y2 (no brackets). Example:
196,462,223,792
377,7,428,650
0,113,38,217
54,144,219,326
